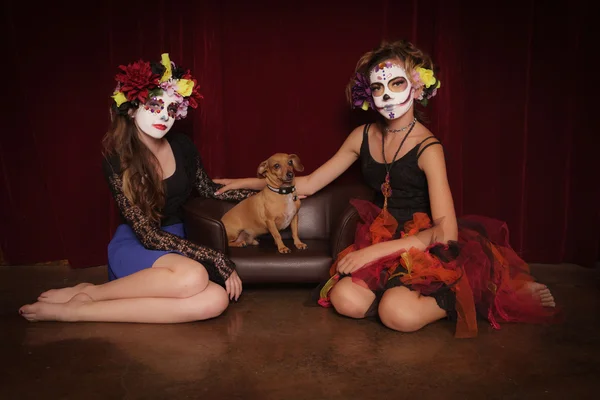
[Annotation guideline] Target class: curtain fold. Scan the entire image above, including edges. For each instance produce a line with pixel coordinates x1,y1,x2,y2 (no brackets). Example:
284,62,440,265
1,0,597,268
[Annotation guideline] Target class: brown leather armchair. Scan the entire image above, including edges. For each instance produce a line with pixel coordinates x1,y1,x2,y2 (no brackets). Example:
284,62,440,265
182,182,374,283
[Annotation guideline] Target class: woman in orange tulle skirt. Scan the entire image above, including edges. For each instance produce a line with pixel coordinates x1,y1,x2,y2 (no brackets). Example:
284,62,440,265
310,40,560,338
317,199,559,338
214,39,559,337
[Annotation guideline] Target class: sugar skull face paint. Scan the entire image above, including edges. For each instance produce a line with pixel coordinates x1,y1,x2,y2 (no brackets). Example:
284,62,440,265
369,61,414,120
134,91,181,139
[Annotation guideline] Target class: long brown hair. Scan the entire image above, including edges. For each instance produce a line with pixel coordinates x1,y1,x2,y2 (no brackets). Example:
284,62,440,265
345,39,436,123
102,109,165,223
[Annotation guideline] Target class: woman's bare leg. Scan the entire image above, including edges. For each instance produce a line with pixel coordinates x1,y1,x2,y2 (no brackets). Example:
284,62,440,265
378,281,556,333
37,254,209,303
20,281,229,323
329,277,376,319
378,286,447,332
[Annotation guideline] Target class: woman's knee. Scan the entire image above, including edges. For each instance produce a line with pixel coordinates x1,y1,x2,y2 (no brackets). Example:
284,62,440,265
378,288,424,332
188,283,229,320
159,256,209,298
330,278,374,319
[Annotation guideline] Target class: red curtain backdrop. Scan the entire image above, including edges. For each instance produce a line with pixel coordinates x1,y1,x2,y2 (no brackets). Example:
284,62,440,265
1,0,597,268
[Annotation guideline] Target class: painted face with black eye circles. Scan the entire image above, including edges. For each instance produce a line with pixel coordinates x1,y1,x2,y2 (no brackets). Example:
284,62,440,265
369,62,414,120
134,92,181,139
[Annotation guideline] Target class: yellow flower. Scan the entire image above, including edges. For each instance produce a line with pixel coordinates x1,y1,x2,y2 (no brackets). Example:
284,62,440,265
361,100,370,111
160,53,172,83
112,92,127,107
417,67,436,88
436,80,441,89
401,252,413,276
176,79,194,96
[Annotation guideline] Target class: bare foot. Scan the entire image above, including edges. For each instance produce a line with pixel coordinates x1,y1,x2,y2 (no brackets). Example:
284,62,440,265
37,283,94,303
20,293,93,322
520,282,556,307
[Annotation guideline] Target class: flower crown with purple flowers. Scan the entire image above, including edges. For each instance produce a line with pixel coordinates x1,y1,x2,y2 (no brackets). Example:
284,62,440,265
351,63,441,110
111,53,203,120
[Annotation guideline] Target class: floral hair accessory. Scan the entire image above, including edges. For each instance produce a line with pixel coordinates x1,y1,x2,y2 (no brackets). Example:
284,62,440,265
374,61,393,72
111,53,203,120
351,72,374,111
412,67,441,106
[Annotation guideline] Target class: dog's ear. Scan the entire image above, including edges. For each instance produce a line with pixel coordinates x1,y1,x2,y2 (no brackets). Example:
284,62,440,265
289,154,304,172
257,160,269,178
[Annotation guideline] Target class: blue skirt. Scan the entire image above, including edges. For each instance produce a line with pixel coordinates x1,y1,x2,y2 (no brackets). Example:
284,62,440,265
107,223,186,281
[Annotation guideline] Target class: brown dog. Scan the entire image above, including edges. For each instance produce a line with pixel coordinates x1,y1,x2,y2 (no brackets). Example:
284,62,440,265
221,153,307,254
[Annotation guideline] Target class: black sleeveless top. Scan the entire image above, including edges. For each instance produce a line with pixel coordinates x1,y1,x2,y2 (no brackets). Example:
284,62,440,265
360,123,441,227
156,133,195,226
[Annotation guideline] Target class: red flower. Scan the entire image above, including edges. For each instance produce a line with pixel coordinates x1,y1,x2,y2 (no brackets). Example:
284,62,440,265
177,69,203,108
115,60,160,104
188,78,204,109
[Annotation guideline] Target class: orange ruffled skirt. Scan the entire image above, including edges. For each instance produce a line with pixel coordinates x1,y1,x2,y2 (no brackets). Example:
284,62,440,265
318,199,560,338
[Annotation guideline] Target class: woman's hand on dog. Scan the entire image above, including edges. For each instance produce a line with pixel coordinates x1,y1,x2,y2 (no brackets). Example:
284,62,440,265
214,178,263,195
214,178,307,199
336,245,383,274
225,270,243,301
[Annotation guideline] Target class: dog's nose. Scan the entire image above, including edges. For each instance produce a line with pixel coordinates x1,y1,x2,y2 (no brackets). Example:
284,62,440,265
286,172,293,179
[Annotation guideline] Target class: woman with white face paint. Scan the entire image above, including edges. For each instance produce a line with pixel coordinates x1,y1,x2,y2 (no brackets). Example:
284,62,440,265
19,54,257,323
215,40,558,337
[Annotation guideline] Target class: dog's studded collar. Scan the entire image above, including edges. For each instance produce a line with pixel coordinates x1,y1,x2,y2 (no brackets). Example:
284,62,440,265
267,184,296,195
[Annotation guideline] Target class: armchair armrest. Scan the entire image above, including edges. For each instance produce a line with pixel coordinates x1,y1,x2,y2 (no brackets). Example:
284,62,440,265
182,197,230,254
330,204,361,259
328,182,373,259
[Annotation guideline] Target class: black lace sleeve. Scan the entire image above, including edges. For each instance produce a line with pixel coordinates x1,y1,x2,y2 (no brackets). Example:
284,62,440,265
193,156,258,201
172,131,258,201
102,156,234,285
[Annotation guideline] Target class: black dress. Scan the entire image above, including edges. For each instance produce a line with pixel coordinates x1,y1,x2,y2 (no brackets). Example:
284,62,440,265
103,132,257,286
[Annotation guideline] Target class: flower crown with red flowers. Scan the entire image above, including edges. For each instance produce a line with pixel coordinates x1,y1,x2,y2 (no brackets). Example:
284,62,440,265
111,53,203,120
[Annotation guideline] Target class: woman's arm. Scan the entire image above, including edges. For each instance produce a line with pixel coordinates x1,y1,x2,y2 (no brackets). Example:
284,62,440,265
214,125,364,196
214,177,267,194
380,142,457,250
173,132,257,201
419,141,458,242
294,126,362,196
193,156,258,201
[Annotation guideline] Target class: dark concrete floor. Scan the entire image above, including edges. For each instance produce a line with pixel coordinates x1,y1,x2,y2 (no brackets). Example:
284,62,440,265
1,263,599,400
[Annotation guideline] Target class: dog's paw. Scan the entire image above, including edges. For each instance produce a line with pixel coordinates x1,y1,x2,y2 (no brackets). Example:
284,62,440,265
251,240,259,246
295,242,308,250
278,246,291,254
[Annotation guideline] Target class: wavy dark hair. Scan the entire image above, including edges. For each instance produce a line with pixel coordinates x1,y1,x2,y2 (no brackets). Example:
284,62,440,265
102,109,165,223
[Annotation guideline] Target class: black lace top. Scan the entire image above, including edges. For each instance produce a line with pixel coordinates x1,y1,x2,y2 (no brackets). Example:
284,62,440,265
360,123,441,228
102,132,256,285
